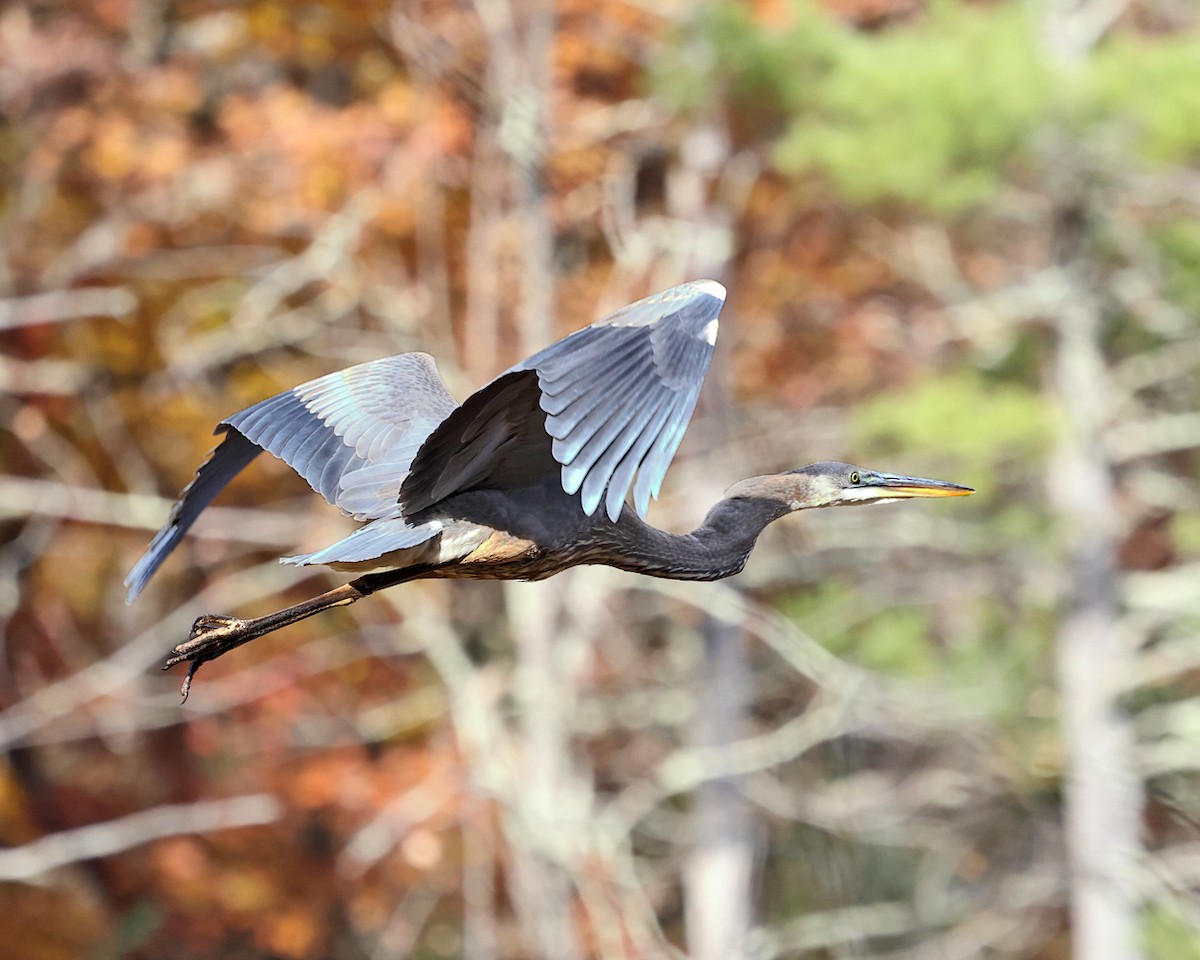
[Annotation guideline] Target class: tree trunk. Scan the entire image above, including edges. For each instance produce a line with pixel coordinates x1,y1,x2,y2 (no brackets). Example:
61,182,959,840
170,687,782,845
1051,200,1143,960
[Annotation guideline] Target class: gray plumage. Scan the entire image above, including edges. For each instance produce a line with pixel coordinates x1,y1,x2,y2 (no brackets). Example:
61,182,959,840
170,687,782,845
130,279,974,702
126,279,726,601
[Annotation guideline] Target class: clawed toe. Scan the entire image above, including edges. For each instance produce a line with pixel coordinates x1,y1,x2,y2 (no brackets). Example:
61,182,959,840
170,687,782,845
189,613,246,640
159,583,365,702
163,613,251,702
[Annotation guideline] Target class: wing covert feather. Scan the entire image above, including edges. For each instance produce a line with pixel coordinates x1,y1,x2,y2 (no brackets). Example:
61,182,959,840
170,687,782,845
399,279,724,521
400,371,555,514
517,279,725,520
225,352,457,516
127,352,457,598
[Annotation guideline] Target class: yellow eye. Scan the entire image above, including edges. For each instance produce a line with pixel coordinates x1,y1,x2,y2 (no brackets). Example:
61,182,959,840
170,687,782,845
849,471,860,484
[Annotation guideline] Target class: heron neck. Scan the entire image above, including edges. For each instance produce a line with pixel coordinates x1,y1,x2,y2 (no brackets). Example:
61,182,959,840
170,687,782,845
604,496,790,581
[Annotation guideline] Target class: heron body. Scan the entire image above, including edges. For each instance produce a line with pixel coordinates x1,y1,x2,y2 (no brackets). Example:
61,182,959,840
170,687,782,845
128,280,972,699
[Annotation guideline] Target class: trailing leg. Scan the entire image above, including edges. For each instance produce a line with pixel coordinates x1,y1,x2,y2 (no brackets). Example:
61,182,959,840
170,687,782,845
165,582,366,701
163,564,442,701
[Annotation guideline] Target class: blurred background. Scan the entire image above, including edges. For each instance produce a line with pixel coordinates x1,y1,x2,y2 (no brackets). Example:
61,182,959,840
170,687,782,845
1,0,1198,958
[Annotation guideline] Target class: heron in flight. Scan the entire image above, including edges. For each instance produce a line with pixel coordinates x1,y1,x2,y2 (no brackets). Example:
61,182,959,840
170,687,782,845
128,280,972,699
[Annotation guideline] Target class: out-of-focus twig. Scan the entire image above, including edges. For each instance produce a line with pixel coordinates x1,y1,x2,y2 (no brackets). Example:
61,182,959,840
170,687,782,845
0,794,281,882
1042,0,1132,63
1111,334,1200,396
340,770,459,876
0,287,136,330
159,191,382,377
0,357,86,394
743,901,920,959
0,475,303,546
602,688,856,841
1125,564,1200,617
1108,412,1200,461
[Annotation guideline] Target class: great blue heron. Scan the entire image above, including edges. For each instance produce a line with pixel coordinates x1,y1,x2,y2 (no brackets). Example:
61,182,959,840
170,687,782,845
128,280,972,699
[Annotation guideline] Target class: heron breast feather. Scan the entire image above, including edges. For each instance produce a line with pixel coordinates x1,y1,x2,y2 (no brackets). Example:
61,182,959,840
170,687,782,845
461,531,543,565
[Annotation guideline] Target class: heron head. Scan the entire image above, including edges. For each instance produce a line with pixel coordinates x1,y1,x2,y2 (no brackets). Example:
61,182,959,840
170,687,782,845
784,461,974,509
724,461,973,510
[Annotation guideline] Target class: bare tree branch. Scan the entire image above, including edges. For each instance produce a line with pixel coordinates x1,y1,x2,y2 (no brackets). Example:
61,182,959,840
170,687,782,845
0,794,281,882
0,476,301,546
0,287,136,330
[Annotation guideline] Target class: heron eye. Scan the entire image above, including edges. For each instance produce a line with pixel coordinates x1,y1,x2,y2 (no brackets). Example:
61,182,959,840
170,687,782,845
849,471,860,484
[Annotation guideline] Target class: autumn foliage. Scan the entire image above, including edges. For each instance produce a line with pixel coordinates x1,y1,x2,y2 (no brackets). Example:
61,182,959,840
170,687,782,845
2,1,1198,959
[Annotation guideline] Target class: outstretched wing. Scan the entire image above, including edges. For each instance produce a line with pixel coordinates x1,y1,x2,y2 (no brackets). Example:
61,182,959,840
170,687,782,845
125,352,458,601
402,279,725,522
224,352,457,520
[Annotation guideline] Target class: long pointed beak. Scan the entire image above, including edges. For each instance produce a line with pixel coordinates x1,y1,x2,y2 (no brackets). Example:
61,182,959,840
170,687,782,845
870,473,975,499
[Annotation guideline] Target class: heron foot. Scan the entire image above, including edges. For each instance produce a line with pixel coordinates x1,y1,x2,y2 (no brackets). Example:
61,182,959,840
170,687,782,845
160,583,372,702
163,614,249,703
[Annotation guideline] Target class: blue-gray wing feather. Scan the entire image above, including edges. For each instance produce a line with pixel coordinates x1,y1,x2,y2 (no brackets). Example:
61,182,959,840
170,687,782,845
400,280,724,522
126,353,457,599
282,517,444,567
128,282,724,595
124,428,260,601
515,279,724,521
227,352,457,516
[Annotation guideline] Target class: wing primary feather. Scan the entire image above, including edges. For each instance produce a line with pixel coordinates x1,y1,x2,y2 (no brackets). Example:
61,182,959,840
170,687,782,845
124,428,260,602
527,326,639,382
237,395,305,452
536,331,643,398
575,397,659,519
227,391,292,443
635,389,699,507
604,403,673,521
525,281,724,514
543,355,654,451
282,414,336,468
561,372,663,499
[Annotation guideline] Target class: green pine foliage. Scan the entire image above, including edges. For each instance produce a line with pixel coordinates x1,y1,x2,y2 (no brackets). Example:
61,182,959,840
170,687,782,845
655,0,1200,214
1087,30,1200,165
1155,219,1200,316
850,370,1054,469
775,2,1049,213
1142,901,1200,960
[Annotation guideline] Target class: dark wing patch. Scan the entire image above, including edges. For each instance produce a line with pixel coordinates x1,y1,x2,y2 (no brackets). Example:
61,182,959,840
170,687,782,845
400,371,556,515
400,280,724,522
126,353,457,600
517,279,724,521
